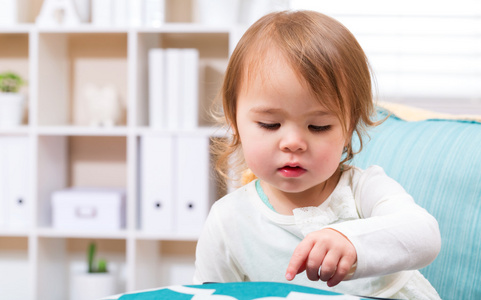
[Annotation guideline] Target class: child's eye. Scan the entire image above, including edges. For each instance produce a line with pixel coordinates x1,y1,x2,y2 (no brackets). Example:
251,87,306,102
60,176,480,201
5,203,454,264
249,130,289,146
309,125,331,132
257,122,280,130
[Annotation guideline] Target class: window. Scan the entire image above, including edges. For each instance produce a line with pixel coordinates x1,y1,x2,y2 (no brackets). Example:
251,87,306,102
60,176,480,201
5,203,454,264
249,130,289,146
290,0,481,114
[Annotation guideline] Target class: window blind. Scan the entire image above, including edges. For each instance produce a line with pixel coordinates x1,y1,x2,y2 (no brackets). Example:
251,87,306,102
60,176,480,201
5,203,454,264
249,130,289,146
290,0,481,114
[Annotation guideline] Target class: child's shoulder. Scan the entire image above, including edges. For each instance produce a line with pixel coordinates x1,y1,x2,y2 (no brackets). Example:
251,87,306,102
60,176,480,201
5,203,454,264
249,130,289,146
345,165,400,198
348,164,409,203
212,180,258,211
346,164,388,183
207,181,261,228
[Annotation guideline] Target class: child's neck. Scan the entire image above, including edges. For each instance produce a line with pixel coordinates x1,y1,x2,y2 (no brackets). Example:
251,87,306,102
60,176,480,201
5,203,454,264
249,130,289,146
261,169,342,215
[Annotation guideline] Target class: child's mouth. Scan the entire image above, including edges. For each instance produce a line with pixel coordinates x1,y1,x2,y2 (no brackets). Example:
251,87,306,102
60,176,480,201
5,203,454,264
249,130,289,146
278,165,306,178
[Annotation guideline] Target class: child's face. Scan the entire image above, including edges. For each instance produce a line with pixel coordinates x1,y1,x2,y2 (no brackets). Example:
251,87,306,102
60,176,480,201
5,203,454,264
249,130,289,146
236,53,349,195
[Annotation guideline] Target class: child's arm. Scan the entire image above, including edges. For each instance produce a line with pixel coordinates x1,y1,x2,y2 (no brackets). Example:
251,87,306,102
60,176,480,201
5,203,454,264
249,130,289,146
287,166,441,285
285,228,357,287
336,166,441,279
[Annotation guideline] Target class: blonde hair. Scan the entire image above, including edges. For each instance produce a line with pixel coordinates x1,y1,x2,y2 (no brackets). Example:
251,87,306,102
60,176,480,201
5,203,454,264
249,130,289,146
212,10,378,183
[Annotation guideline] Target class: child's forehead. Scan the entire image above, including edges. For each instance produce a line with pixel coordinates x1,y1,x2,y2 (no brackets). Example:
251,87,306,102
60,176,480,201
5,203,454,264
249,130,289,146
240,47,347,117
241,47,302,87
240,51,333,109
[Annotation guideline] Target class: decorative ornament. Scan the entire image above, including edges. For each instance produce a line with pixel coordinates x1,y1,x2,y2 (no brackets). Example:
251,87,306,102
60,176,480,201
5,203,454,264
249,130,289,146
36,0,81,27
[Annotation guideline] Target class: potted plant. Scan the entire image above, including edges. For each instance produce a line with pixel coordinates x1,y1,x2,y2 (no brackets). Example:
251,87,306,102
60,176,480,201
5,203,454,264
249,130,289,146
87,242,108,273
0,71,26,127
70,242,117,300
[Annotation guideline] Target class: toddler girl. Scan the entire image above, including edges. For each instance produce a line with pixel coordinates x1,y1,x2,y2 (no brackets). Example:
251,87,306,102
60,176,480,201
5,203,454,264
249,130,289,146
194,10,441,299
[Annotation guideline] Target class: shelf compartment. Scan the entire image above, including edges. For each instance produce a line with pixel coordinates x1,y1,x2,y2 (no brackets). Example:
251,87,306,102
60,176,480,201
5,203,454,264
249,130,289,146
36,32,128,127
37,135,127,228
136,31,229,127
0,236,30,299
134,240,196,290
37,237,126,300
0,32,30,127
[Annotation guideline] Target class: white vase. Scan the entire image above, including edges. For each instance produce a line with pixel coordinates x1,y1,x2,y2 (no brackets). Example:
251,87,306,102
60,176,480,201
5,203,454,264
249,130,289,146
70,272,116,300
0,92,25,128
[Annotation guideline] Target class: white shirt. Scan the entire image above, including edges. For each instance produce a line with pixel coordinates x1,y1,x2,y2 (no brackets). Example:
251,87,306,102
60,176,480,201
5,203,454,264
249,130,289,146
194,166,441,298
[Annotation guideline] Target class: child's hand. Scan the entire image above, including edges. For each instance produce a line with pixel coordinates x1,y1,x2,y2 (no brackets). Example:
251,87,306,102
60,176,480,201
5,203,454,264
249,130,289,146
285,228,357,287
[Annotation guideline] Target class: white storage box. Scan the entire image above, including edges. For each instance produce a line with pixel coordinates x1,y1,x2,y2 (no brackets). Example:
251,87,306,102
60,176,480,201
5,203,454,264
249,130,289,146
51,188,126,231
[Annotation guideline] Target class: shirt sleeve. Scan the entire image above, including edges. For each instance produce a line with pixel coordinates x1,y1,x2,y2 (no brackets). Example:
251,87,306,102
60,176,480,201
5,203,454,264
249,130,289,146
193,202,244,284
327,166,441,280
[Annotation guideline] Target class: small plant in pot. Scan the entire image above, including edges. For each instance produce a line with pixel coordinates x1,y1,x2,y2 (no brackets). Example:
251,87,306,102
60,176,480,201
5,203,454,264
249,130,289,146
0,71,25,93
70,242,117,300
87,242,108,273
0,71,27,127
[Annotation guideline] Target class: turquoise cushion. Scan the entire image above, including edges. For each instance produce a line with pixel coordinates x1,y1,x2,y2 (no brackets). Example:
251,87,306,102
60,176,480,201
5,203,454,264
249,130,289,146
351,110,481,300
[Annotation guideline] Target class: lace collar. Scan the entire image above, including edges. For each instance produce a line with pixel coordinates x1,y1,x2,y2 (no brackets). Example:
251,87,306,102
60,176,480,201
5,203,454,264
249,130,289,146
254,173,360,236
292,185,359,236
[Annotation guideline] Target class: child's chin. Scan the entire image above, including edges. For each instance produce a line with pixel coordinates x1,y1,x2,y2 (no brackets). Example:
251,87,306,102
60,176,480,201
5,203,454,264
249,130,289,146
272,182,311,194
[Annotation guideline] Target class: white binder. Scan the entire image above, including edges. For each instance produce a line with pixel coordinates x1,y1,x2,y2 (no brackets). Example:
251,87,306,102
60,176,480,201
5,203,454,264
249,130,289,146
0,0,16,25
2,136,29,229
140,135,175,233
175,135,213,235
92,0,112,26
129,0,143,27
149,48,200,130
180,48,200,129
113,0,128,27
165,49,182,130
144,0,165,27
149,48,166,129
0,137,6,228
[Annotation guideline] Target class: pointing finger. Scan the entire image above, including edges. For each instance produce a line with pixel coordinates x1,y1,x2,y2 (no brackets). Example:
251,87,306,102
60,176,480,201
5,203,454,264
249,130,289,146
285,239,315,281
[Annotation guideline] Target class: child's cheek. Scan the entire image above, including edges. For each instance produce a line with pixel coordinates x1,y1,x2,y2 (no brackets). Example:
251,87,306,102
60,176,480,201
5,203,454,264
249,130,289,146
243,145,267,174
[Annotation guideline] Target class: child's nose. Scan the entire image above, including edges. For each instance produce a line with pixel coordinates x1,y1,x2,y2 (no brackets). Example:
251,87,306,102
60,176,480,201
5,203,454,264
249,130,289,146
279,130,307,152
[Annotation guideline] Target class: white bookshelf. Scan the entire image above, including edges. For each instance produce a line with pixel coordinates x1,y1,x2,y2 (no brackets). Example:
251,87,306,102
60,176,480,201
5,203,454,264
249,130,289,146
0,2,243,299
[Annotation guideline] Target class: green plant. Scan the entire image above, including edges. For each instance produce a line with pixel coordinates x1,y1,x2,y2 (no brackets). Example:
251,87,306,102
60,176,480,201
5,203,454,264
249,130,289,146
87,242,108,273
0,71,26,93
